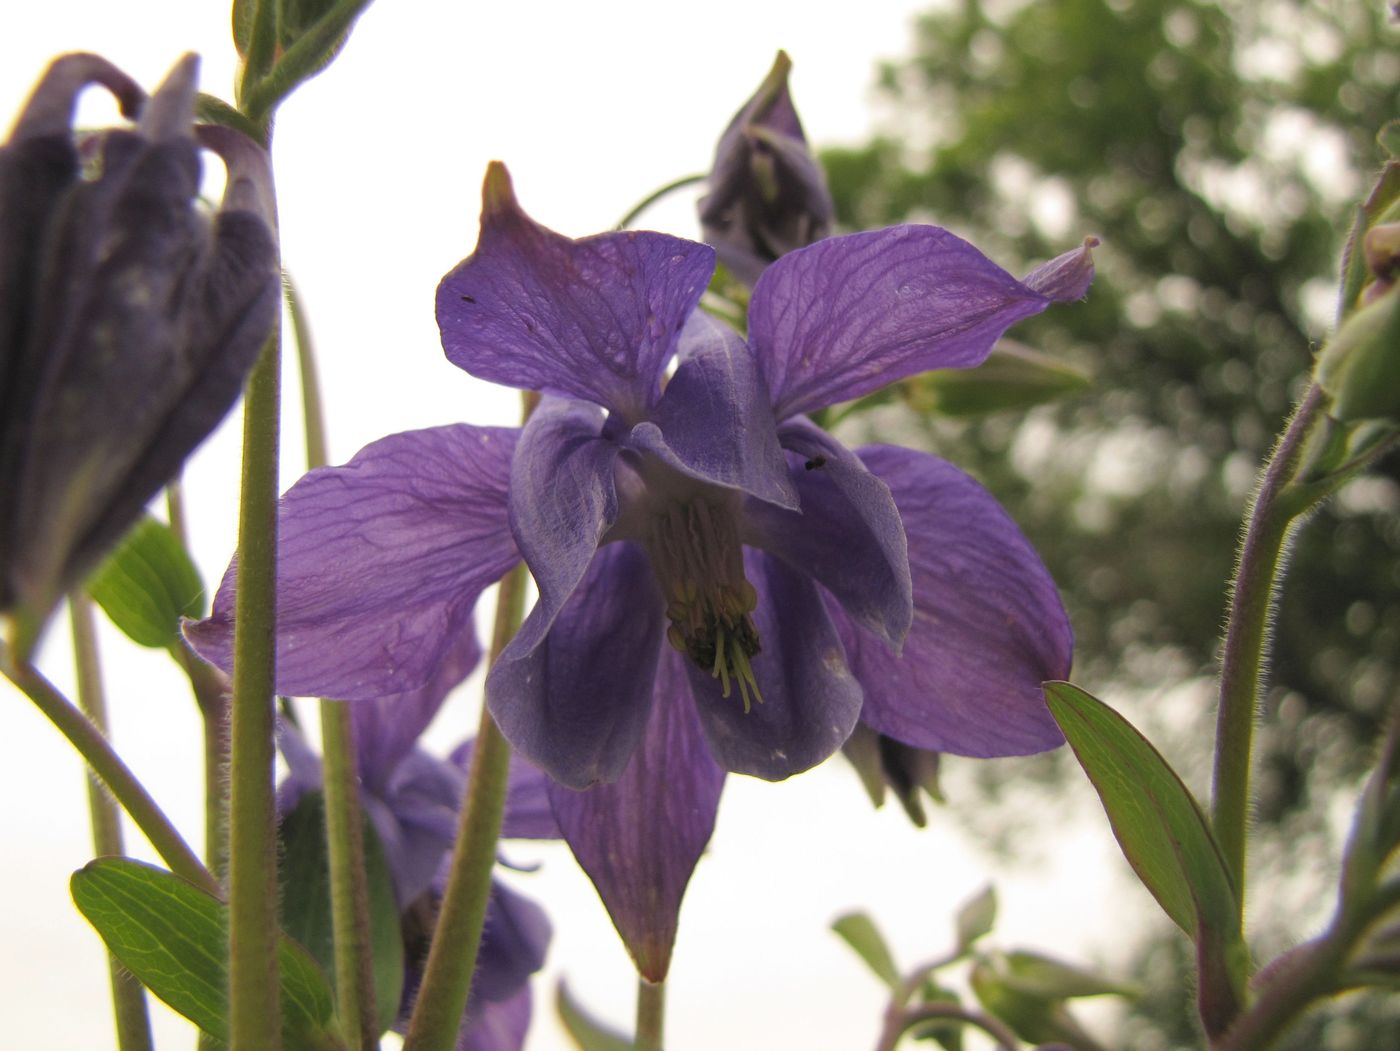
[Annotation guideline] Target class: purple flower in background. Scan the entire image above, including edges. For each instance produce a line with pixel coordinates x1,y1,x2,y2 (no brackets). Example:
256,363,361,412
698,50,833,286
0,53,278,650
277,654,555,1050
191,162,1092,981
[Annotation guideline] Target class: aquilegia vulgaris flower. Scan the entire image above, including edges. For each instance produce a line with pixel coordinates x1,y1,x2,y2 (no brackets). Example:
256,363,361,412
190,161,1091,980
698,50,833,286
277,644,554,1050
0,53,279,652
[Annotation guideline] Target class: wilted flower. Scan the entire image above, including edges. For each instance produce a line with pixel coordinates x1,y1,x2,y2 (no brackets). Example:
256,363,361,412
191,162,1090,980
277,648,555,1050
0,53,279,653
698,50,833,286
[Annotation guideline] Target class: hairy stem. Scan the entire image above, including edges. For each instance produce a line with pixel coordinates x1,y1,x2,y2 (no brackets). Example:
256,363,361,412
227,322,283,1050
0,640,217,895
320,701,377,1048
401,562,527,1051
70,593,155,1051
1212,383,1327,909
290,276,377,1046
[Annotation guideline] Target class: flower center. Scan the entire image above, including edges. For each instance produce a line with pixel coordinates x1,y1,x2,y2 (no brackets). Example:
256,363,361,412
647,498,765,713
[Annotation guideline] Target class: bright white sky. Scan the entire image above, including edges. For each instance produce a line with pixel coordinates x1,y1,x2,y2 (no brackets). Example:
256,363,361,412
0,3,1139,1048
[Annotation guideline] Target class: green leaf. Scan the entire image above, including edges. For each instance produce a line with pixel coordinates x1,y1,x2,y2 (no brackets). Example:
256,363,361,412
1044,682,1249,1032
556,980,635,1051
1381,121,1400,161
904,340,1091,417
954,885,997,951
999,950,1137,999
831,912,902,988
86,516,205,649
71,858,345,1050
1044,682,1238,940
279,791,405,1035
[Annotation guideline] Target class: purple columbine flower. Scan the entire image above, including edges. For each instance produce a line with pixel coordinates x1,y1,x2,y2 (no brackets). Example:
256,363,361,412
698,50,833,286
0,53,278,650
277,653,555,1051
190,162,1091,981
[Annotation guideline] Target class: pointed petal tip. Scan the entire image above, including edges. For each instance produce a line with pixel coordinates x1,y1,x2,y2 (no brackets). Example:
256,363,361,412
481,161,520,219
1023,237,1099,303
140,53,200,141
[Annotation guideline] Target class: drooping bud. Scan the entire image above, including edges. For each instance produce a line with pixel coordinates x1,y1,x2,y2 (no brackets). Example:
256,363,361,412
0,54,280,655
698,51,834,286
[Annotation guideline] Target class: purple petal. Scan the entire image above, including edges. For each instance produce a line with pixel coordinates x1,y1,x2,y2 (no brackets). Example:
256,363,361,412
505,398,619,657
274,719,323,817
743,418,911,647
490,541,665,790
686,550,863,779
185,424,518,700
437,163,714,421
473,881,552,1006
450,741,560,841
1022,238,1099,301
354,627,482,791
373,749,467,906
841,445,1070,756
749,226,1076,419
625,312,798,509
458,984,532,1051
547,650,725,982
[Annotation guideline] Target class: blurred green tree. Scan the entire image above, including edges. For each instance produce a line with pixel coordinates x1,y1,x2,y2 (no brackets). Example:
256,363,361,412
824,1,1399,1046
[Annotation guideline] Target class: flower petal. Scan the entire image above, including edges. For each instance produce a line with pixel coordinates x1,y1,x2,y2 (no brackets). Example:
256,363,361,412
686,549,863,779
742,418,911,647
490,541,665,790
547,649,725,982
625,312,798,509
841,444,1071,756
457,985,531,1051
354,627,482,792
450,740,559,841
437,163,715,421
373,749,466,906
1022,238,1099,302
505,398,620,657
748,226,1080,419
473,881,552,1006
185,424,518,700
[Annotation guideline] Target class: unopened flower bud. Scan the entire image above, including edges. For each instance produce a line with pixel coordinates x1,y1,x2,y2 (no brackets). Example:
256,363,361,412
1314,284,1400,423
0,53,279,653
698,51,834,286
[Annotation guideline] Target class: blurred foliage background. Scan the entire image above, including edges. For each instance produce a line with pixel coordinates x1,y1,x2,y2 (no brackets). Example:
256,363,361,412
823,1,1400,1046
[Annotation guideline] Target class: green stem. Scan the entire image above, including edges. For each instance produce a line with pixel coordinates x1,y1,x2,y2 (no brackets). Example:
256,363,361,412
286,272,330,470
227,323,283,1050
70,593,155,1051
163,478,233,880
616,173,706,230
635,978,666,1051
289,274,377,1047
0,640,217,895
873,1002,1021,1051
320,702,377,1049
238,0,282,107
241,0,379,124
1211,383,1327,911
401,562,528,1051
